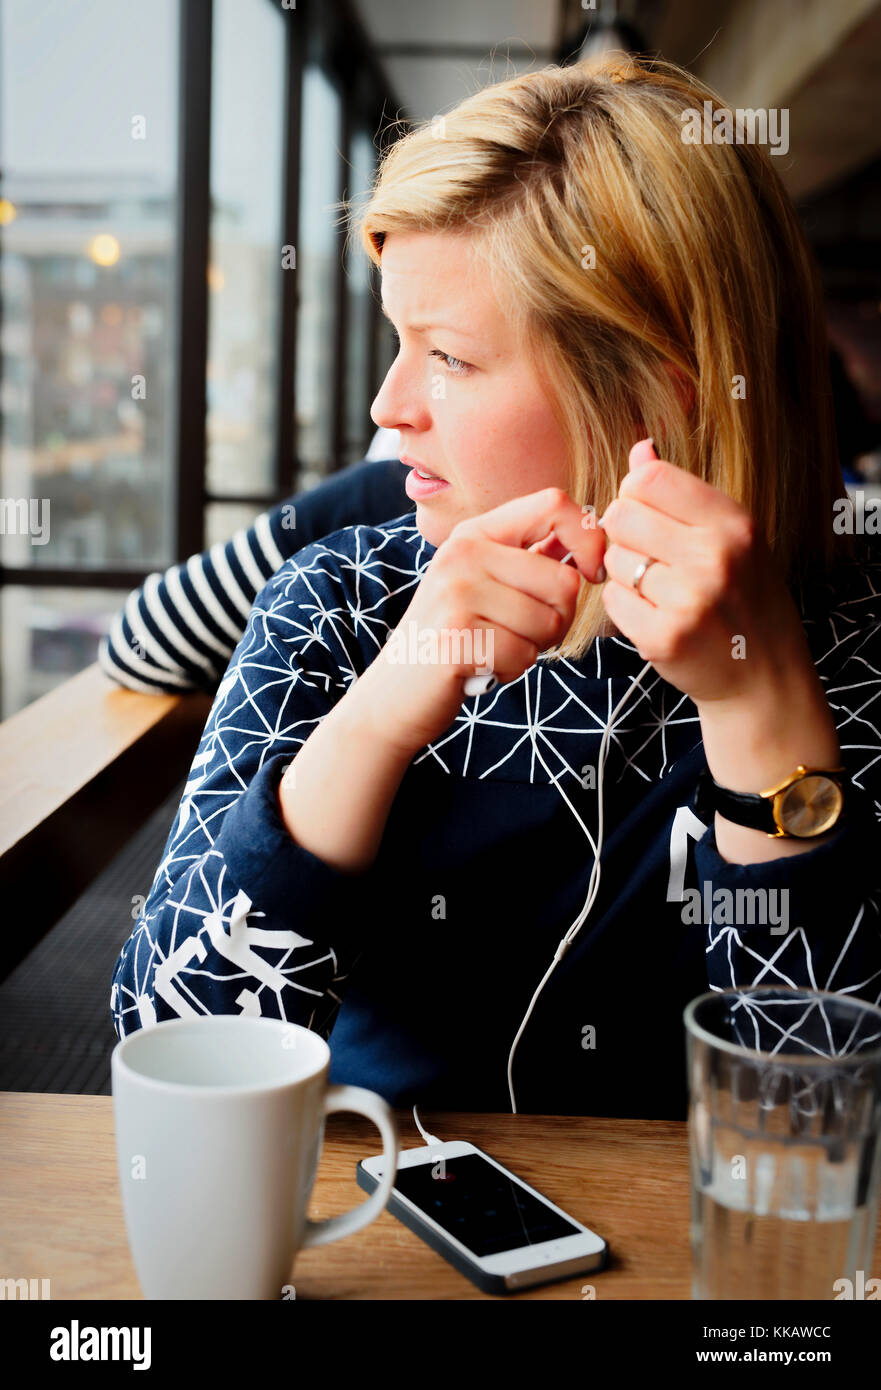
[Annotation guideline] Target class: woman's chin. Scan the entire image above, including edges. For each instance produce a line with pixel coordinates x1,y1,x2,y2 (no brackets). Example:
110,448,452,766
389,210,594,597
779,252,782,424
414,511,455,549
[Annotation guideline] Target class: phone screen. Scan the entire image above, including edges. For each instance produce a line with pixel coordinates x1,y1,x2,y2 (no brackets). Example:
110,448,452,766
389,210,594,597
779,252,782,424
392,1152,582,1257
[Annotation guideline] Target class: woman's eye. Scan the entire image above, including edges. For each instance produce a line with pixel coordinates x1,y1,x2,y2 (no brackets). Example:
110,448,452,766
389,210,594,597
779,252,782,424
387,326,470,376
428,348,471,375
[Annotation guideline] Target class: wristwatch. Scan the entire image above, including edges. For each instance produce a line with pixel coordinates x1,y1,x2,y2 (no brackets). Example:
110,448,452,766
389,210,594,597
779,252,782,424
694,764,849,839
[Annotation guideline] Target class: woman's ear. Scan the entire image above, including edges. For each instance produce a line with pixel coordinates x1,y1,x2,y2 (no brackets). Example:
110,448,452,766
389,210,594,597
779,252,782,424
662,361,696,416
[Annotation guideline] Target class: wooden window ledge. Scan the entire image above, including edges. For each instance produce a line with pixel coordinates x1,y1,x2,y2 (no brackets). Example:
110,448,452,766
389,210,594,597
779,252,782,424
0,664,212,978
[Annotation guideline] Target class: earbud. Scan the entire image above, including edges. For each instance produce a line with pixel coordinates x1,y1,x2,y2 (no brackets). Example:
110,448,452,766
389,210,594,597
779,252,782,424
464,673,499,697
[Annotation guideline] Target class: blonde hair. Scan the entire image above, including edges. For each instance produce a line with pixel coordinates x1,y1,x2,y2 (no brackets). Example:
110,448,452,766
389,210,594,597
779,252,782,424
349,52,853,661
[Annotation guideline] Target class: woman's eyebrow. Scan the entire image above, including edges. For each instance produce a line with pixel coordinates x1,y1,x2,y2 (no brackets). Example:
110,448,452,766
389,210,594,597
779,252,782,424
380,299,477,339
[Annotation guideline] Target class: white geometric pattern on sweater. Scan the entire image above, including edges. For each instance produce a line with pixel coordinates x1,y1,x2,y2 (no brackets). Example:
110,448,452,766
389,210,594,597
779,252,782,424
110,516,881,1040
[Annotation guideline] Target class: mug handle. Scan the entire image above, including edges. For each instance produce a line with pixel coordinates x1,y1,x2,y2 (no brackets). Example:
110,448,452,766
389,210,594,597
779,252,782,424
301,1084,399,1248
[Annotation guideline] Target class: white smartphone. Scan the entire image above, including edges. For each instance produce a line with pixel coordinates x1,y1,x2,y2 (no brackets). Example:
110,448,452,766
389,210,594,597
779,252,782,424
356,1139,608,1295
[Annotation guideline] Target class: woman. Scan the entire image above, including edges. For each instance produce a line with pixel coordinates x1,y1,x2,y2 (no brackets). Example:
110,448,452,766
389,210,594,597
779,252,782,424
111,54,881,1119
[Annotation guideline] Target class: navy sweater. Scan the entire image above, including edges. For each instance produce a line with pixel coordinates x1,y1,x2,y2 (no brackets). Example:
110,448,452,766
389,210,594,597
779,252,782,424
110,515,881,1118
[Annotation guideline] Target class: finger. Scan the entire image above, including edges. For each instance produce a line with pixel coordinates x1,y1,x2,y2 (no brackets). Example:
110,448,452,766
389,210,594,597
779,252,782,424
600,578,665,658
527,532,558,555
469,573,572,651
481,540,582,621
464,488,607,583
599,494,692,569
630,437,659,469
616,439,745,527
470,623,545,686
527,528,579,565
602,543,683,609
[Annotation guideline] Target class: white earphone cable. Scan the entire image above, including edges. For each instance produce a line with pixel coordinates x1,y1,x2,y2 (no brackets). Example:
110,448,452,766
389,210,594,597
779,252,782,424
412,1104,443,1149
505,655,653,1112
413,550,655,1140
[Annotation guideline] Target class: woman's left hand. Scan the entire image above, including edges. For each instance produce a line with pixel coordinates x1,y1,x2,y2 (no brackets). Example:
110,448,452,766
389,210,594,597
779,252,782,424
597,438,820,709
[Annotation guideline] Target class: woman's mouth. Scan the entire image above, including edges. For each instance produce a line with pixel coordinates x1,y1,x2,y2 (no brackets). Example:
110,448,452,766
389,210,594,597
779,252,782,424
402,458,450,500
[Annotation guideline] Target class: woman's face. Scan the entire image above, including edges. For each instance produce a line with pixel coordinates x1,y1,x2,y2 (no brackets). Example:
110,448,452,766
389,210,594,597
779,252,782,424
370,230,571,548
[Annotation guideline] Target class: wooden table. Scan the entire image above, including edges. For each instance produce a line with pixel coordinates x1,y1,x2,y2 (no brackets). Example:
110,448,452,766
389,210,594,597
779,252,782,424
2,1093,879,1300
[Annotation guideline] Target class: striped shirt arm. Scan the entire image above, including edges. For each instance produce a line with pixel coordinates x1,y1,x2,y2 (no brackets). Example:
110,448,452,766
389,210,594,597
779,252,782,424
98,509,290,694
97,458,408,694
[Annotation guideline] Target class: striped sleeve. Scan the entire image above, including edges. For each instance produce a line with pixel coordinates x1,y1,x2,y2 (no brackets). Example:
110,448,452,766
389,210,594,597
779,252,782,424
98,458,409,694
98,508,289,694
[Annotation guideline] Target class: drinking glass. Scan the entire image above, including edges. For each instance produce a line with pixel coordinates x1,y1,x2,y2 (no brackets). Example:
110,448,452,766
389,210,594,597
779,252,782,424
684,986,881,1300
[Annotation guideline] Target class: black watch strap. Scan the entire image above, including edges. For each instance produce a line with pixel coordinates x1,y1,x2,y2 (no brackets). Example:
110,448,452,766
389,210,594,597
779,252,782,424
694,767,777,832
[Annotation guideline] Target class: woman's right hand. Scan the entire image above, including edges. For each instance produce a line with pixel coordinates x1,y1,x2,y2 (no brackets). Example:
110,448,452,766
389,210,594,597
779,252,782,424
352,486,608,758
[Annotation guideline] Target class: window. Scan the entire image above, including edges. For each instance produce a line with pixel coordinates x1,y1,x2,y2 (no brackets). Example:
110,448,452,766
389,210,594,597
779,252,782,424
206,0,287,501
295,64,344,485
0,0,179,573
0,0,179,714
344,127,378,466
0,0,398,715
204,500,266,552
0,586,130,717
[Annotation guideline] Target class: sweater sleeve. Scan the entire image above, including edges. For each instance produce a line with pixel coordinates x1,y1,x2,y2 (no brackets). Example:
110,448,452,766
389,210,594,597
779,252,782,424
97,458,408,695
698,581,881,1000
109,534,383,1040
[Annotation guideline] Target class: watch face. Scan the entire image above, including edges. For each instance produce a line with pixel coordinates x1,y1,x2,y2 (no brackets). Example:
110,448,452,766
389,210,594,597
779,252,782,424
777,775,844,837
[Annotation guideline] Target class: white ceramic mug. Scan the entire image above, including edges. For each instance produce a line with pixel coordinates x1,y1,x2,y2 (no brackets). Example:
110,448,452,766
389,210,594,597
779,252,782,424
111,1016,398,1299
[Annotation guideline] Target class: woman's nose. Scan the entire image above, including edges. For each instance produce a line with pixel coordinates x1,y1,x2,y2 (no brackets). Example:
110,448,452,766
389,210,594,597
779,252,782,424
370,359,431,435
